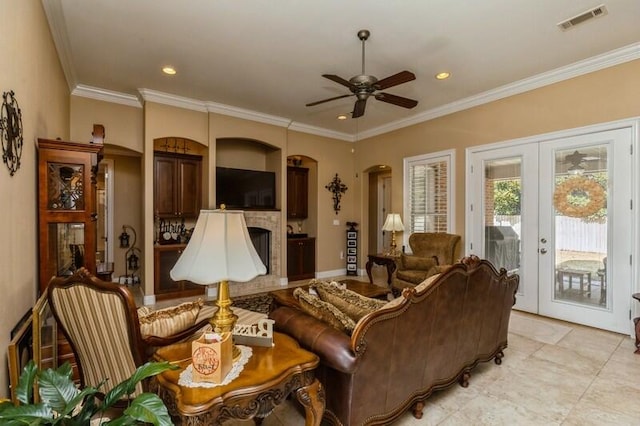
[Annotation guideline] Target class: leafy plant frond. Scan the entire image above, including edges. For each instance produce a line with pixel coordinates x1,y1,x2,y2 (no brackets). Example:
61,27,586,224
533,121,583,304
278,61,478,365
106,393,172,426
16,360,38,404
37,365,81,413
101,362,175,410
0,360,175,425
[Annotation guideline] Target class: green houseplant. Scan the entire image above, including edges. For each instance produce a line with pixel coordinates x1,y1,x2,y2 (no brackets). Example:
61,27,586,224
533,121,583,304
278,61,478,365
0,360,176,425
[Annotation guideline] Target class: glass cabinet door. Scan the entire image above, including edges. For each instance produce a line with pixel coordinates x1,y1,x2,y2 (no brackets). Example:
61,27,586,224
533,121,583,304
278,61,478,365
38,139,102,293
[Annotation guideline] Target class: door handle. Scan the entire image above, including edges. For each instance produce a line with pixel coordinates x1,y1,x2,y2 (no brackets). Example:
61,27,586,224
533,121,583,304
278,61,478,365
540,248,547,254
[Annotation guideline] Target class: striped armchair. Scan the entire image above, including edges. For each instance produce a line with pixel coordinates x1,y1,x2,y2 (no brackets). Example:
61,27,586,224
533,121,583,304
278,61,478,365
47,268,209,398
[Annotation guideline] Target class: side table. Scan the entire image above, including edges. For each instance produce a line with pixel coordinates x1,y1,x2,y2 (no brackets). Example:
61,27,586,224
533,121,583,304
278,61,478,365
366,254,398,286
152,332,325,425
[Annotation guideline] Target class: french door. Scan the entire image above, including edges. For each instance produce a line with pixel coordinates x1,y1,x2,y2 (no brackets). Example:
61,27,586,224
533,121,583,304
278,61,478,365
468,127,633,333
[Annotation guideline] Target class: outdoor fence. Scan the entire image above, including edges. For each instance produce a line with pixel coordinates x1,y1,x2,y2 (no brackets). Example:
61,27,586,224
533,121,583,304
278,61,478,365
493,215,606,254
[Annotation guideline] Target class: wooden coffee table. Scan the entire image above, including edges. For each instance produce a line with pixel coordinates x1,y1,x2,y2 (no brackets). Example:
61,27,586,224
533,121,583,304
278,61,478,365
152,332,324,425
270,279,390,311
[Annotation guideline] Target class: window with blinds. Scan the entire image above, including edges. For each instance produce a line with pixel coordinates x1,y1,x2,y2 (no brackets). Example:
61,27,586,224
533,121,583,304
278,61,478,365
404,150,454,237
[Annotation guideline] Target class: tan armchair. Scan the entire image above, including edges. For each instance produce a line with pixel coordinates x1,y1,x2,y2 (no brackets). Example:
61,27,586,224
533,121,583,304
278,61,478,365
393,232,461,294
47,268,210,399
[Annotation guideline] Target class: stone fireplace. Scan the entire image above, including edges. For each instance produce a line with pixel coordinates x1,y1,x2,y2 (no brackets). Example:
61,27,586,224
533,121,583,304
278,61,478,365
233,210,282,294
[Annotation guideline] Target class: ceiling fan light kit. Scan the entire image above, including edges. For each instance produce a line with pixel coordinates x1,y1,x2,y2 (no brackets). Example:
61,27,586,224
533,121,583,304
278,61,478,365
306,29,418,118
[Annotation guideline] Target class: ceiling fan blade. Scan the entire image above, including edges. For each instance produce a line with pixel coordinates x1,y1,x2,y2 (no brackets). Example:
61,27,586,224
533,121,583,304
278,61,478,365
323,74,356,89
374,71,416,90
352,99,367,118
374,92,418,109
306,94,353,107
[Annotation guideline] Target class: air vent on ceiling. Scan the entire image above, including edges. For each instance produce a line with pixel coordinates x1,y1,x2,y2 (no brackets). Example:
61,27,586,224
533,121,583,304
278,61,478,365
558,4,608,30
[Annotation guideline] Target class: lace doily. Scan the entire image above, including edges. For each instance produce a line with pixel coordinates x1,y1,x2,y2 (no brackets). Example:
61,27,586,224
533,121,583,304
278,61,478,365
178,345,253,388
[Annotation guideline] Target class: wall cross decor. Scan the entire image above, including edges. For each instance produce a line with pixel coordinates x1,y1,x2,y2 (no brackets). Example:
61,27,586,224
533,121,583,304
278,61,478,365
325,173,348,214
1,91,23,176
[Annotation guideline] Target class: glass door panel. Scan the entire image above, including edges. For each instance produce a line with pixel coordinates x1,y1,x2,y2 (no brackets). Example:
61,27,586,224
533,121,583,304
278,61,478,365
467,143,539,313
552,146,608,308
538,128,632,333
484,158,522,274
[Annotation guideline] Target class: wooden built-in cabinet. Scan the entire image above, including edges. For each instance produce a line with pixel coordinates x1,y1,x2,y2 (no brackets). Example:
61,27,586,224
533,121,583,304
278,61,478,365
287,237,316,281
154,152,202,219
37,138,103,294
154,244,205,300
287,166,308,219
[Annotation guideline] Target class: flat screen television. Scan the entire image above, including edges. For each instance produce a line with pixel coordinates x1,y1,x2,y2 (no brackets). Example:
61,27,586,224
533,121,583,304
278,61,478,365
216,167,276,209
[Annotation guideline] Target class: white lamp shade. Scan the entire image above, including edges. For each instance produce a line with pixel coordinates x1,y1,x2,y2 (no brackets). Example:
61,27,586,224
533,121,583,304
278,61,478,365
170,209,267,285
382,213,404,232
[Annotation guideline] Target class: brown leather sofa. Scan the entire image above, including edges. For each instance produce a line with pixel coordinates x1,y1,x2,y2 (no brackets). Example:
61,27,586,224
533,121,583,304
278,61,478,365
393,232,461,294
270,257,518,426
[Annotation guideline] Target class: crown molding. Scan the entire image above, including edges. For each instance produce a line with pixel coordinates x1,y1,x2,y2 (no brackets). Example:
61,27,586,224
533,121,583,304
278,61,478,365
72,85,142,108
205,101,291,128
66,41,639,141
41,0,77,91
138,88,207,112
287,122,353,142
359,42,640,140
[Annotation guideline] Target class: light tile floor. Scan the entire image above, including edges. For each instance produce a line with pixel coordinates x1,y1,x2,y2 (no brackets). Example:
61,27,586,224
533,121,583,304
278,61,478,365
161,268,640,425
226,310,640,426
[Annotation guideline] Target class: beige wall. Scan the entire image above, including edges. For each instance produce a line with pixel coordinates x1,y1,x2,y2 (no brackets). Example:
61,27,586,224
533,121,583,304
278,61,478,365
112,154,143,279
287,131,356,273
355,59,640,254
57,45,640,303
0,2,69,398
70,97,143,151
142,103,209,296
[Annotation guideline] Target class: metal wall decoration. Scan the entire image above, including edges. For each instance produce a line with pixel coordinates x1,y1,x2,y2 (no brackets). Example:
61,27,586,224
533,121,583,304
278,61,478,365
1,90,24,176
325,173,348,214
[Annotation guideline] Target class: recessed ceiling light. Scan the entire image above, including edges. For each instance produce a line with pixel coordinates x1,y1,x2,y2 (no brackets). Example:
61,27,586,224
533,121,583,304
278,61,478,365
337,114,348,120
162,66,177,75
435,72,450,80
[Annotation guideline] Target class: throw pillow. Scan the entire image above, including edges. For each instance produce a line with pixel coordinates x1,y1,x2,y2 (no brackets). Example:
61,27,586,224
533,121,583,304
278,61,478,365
414,273,442,293
138,299,203,338
312,281,386,322
293,287,356,334
381,273,442,311
400,254,437,271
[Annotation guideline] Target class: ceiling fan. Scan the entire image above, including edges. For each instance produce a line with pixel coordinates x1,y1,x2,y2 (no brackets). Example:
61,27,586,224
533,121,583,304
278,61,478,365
306,29,418,118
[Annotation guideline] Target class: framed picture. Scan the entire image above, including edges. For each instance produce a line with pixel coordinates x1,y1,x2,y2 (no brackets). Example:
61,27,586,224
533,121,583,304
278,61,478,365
8,309,33,403
347,264,357,271
33,292,57,373
347,231,357,239
347,248,357,255
347,240,356,247
347,256,356,263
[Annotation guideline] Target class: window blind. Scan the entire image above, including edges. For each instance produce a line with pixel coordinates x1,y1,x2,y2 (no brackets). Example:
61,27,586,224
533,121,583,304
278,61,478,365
407,157,450,234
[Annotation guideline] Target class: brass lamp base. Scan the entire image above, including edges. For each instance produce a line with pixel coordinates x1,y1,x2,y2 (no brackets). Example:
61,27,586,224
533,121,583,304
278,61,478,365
210,279,242,361
385,231,400,257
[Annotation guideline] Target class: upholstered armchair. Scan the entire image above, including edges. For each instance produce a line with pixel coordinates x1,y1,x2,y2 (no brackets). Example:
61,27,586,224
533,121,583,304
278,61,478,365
47,268,211,398
393,232,461,293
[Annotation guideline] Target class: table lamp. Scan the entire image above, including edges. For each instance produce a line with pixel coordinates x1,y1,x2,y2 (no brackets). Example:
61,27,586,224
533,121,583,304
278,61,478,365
382,213,404,256
170,206,266,334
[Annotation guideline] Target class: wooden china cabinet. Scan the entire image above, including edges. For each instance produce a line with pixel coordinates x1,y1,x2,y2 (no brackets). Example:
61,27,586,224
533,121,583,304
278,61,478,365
37,138,103,294
37,138,103,383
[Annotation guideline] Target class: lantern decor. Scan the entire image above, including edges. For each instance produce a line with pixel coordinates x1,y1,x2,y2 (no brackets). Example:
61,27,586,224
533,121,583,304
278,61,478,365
325,173,348,215
118,225,140,285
